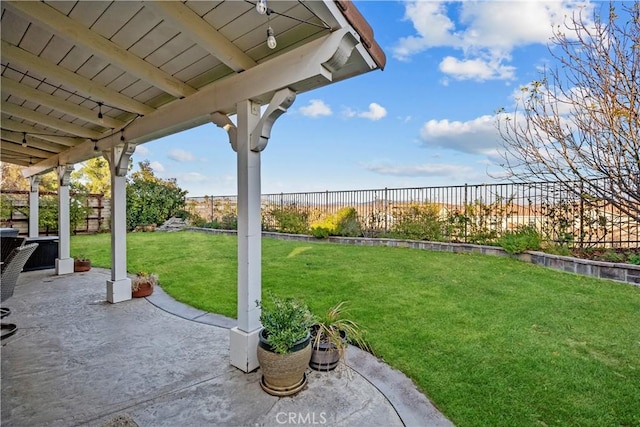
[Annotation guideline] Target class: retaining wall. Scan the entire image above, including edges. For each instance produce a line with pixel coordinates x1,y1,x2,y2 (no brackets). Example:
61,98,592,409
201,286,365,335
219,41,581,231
186,227,640,287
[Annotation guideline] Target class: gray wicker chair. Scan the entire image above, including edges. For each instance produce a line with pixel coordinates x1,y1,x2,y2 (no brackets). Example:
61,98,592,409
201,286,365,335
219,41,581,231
1,236,25,263
1,243,38,340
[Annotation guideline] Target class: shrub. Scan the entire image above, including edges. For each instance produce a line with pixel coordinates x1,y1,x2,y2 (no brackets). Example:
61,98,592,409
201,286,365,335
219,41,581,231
311,227,330,239
270,205,309,234
219,213,238,230
126,160,187,231
390,203,442,241
498,226,543,254
310,207,362,237
258,293,314,354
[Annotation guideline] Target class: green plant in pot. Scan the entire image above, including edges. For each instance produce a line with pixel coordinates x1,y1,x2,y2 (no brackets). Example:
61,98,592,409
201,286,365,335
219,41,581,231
256,293,314,396
310,301,371,371
131,271,158,298
73,255,91,272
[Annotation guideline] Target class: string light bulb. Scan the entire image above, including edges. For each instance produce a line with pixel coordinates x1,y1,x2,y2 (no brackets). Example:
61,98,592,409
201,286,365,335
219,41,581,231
97,102,104,124
267,26,277,49
256,0,267,15
22,132,27,147
120,129,125,142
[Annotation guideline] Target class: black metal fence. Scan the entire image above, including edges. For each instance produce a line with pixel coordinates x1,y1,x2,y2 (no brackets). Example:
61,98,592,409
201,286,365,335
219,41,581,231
188,179,639,248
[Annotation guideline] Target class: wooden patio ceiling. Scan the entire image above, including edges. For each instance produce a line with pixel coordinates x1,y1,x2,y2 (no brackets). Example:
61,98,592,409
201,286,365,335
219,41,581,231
0,0,384,174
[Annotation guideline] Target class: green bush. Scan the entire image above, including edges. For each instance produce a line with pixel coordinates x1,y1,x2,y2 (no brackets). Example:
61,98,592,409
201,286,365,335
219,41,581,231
219,213,237,230
270,205,309,234
498,226,543,254
310,226,330,239
258,292,314,354
390,203,442,241
310,207,362,237
126,160,187,230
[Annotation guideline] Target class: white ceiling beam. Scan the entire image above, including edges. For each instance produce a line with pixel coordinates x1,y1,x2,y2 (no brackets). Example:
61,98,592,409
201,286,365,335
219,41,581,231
0,153,30,166
0,119,82,147
2,101,103,139
1,41,154,116
1,140,52,158
23,29,359,176
1,77,125,129
5,1,197,99
144,1,257,72
1,77,126,129
1,130,67,153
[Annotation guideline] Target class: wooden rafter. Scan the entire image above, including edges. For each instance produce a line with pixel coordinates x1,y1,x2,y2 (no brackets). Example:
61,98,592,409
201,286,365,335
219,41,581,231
1,41,155,116
1,76,126,129
1,101,102,139
5,1,197,99
144,1,257,73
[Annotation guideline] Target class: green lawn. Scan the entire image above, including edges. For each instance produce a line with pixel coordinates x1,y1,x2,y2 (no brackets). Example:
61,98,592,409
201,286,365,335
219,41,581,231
72,231,640,427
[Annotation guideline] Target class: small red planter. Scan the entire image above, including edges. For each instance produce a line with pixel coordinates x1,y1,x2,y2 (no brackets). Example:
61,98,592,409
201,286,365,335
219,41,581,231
132,282,154,298
74,259,91,272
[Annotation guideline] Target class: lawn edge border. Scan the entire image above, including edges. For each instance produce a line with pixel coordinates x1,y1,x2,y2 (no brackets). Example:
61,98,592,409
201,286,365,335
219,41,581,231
185,227,640,287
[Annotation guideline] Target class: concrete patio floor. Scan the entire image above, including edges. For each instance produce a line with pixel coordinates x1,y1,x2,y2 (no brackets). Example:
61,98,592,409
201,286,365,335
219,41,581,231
1,268,453,427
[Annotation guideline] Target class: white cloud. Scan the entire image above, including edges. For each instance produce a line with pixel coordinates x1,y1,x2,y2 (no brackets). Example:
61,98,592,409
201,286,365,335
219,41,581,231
149,161,165,172
393,1,594,81
419,115,502,156
365,162,474,178
439,56,516,81
168,149,195,162
358,103,387,121
176,172,208,183
299,99,332,117
343,103,388,121
136,145,149,155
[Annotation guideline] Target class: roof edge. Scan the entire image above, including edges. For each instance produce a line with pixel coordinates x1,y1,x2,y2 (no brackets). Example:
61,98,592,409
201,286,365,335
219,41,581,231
335,0,386,70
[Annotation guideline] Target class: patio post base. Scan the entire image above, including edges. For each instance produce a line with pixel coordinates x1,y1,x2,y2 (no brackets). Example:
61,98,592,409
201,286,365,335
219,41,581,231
106,278,132,303
55,257,74,275
230,327,260,372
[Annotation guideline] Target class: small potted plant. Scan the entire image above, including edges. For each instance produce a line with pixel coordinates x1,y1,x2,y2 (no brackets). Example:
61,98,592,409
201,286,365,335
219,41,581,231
310,301,371,371
131,271,158,298
256,292,315,396
73,255,91,272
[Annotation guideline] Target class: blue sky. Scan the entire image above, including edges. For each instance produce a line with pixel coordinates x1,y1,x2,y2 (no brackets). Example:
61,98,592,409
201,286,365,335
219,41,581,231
131,0,599,197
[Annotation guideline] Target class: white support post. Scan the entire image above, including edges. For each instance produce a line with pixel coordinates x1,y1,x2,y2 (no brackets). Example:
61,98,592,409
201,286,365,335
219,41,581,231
227,90,295,373
55,166,74,275
229,99,262,372
28,176,41,238
105,142,136,303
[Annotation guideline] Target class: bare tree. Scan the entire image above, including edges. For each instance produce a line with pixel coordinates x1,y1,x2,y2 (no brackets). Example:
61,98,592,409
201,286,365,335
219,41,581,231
497,2,639,222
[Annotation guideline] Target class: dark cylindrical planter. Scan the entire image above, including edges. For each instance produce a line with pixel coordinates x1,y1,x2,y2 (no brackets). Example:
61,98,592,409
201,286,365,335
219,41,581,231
310,329,346,371
257,329,311,396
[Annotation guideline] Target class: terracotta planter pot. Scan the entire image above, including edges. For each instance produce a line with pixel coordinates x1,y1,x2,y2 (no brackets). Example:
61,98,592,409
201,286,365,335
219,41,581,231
257,329,311,396
131,282,154,298
74,259,91,272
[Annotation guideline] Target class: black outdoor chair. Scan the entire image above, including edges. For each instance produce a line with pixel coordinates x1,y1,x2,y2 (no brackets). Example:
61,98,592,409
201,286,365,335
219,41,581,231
1,243,38,340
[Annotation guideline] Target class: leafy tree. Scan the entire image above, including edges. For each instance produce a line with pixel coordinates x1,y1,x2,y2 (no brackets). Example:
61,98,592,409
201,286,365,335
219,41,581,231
0,162,57,191
126,160,188,230
71,157,111,197
497,2,639,222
